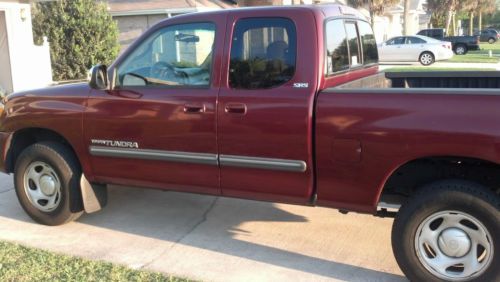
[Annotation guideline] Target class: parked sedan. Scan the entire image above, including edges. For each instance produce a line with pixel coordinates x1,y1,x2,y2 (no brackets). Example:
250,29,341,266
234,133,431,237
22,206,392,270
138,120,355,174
378,35,454,65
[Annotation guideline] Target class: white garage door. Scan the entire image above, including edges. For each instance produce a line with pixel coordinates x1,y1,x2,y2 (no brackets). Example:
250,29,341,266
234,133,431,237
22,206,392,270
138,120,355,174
0,11,13,94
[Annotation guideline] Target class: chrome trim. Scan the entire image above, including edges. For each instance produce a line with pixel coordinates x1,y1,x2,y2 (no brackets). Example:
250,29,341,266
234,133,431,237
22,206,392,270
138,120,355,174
219,155,307,172
89,146,218,166
377,202,401,212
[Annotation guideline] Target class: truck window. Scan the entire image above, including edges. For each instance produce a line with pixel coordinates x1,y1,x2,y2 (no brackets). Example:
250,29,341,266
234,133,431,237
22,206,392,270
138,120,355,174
357,21,378,65
116,22,215,88
325,19,349,74
345,22,361,67
229,18,297,89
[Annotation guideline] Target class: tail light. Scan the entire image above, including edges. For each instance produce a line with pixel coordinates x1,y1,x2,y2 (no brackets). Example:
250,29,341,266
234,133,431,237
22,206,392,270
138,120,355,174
497,34,499,38
442,43,451,49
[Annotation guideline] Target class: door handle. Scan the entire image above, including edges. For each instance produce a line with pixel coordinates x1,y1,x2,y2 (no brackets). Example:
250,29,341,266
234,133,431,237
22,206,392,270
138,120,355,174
183,104,205,114
225,103,247,115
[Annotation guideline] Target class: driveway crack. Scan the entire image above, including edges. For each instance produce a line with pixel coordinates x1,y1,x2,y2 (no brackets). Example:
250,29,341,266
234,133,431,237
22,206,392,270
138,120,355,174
0,188,13,194
139,197,219,270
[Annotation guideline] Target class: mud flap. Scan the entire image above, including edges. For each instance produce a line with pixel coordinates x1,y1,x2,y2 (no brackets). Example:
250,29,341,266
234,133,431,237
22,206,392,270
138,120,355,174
80,174,107,213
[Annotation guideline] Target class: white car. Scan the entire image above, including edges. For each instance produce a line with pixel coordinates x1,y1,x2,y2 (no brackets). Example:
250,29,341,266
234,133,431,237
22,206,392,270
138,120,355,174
378,35,454,66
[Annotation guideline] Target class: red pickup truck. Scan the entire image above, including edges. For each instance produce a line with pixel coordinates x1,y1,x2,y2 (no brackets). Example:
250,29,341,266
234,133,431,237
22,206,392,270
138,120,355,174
0,4,498,281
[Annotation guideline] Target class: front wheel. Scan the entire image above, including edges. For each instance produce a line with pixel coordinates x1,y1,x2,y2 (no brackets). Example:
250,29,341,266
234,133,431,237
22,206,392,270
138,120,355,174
392,180,499,282
419,52,435,66
14,142,84,226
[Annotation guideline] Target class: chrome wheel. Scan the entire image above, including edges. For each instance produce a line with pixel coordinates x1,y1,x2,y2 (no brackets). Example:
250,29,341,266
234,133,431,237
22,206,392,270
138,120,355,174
488,38,495,44
456,46,466,55
23,161,62,212
420,53,434,65
415,210,494,281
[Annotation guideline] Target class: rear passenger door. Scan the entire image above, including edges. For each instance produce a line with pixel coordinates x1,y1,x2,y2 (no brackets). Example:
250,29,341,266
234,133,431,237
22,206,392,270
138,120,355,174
217,12,317,203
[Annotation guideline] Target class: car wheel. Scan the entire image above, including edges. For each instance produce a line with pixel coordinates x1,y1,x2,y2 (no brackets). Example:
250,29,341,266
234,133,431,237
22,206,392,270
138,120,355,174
14,142,84,226
488,38,495,44
392,180,499,282
455,45,468,55
419,52,435,66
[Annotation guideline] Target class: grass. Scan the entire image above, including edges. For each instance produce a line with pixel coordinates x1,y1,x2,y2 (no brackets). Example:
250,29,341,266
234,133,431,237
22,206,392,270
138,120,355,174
384,67,496,72
0,241,190,282
448,43,500,63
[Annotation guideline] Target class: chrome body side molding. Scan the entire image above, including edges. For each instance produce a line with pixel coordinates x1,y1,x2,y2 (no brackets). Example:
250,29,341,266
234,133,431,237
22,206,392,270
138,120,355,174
219,155,307,172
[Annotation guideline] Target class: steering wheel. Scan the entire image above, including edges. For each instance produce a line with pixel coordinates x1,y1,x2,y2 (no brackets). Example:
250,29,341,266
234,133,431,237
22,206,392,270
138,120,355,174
151,61,175,79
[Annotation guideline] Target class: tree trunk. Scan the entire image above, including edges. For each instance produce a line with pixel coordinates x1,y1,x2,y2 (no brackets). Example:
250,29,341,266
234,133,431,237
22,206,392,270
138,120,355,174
446,9,453,36
403,0,410,35
369,2,375,30
479,12,482,32
452,12,456,36
469,12,474,36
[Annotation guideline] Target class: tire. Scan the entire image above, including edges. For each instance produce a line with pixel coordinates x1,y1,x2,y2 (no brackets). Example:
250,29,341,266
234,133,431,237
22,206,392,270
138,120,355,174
14,142,84,226
488,38,495,44
455,45,468,55
419,52,435,66
392,180,499,282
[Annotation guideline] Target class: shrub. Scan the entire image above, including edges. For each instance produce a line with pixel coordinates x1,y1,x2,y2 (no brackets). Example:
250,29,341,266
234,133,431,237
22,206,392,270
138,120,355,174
32,0,120,81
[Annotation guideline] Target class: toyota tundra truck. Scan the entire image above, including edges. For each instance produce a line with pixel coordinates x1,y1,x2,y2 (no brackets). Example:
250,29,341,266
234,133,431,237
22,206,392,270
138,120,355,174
0,5,498,282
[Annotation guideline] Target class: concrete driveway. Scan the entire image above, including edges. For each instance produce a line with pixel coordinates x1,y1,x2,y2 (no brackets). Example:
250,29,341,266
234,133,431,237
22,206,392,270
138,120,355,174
0,173,405,281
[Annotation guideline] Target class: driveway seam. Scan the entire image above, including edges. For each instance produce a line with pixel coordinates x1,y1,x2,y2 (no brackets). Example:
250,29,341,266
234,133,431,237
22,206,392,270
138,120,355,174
139,197,219,270
0,188,13,194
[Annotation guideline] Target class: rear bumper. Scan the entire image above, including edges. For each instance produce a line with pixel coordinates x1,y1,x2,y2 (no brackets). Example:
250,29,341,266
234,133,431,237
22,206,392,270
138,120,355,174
0,132,12,173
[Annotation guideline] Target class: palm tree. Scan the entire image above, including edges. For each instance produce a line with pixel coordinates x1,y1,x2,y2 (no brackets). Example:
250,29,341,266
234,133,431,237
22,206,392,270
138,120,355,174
347,0,400,29
403,0,410,35
477,0,497,32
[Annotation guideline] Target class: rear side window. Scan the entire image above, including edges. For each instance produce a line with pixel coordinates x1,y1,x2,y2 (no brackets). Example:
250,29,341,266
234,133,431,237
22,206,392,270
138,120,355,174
406,37,426,44
229,18,296,89
326,19,378,75
357,21,378,65
325,19,349,73
345,22,361,67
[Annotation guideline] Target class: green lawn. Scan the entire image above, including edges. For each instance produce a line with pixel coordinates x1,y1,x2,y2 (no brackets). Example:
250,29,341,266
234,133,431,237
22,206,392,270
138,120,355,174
448,43,500,63
0,241,190,282
384,67,496,72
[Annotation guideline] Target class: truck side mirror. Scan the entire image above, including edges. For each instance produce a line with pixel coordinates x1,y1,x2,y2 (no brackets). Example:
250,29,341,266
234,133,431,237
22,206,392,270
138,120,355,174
89,64,109,90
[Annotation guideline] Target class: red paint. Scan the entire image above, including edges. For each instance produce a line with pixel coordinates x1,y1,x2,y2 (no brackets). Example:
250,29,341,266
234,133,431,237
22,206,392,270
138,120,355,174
1,5,499,215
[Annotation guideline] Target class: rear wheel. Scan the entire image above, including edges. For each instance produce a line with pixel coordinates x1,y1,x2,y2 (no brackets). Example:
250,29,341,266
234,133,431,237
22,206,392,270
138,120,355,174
419,52,435,66
14,142,84,226
392,180,499,282
488,38,495,44
455,44,468,55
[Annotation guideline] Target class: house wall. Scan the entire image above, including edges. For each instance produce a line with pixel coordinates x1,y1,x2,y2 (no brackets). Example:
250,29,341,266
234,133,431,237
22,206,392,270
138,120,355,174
115,14,170,51
0,1,52,93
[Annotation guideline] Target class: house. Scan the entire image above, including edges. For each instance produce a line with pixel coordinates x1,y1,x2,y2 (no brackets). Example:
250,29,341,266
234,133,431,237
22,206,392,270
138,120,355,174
107,0,236,51
0,0,52,95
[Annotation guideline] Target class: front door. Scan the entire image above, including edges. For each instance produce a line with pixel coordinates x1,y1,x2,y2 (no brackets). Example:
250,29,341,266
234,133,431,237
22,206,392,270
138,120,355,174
84,16,225,194
217,13,316,203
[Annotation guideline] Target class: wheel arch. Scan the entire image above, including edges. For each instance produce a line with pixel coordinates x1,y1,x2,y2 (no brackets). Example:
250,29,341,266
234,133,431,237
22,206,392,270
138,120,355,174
5,127,82,174
376,155,500,207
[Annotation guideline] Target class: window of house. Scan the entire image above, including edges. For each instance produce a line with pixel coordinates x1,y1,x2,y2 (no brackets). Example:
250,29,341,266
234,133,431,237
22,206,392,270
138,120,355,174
116,22,215,88
229,18,297,89
325,19,349,74
358,21,378,65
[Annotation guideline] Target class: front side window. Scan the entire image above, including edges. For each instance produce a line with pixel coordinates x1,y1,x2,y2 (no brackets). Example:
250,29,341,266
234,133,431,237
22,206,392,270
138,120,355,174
229,18,297,89
326,19,349,74
387,37,405,45
357,21,378,65
117,22,215,88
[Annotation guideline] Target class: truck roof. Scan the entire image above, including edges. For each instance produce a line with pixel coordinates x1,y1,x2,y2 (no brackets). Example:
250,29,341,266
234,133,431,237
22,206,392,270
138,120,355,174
168,4,367,22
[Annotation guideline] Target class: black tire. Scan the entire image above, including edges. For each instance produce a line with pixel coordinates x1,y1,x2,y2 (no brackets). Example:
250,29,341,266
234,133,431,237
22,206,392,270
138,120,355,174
455,44,468,55
392,180,499,282
419,52,435,66
14,142,84,226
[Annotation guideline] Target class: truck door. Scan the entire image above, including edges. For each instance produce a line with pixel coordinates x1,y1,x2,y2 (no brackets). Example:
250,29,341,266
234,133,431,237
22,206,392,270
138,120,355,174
84,14,225,195
217,11,317,203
